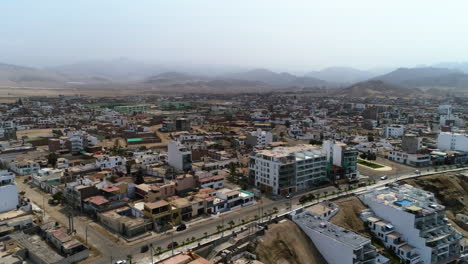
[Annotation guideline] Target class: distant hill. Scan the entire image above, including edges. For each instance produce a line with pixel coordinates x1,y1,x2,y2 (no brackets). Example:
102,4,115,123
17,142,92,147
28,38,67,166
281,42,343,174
433,62,468,73
0,63,68,87
335,80,421,97
306,67,376,84
144,71,208,85
372,67,468,89
224,68,328,87
48,58,166,82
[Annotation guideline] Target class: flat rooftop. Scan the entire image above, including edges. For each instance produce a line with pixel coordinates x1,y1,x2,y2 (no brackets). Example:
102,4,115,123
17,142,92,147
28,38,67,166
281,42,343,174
254,144,323,159
359,184,444,216
294,212,370,249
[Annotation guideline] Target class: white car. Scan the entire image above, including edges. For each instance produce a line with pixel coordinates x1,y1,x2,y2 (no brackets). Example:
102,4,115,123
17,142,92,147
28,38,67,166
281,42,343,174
115,260,126,264
380,175,388,180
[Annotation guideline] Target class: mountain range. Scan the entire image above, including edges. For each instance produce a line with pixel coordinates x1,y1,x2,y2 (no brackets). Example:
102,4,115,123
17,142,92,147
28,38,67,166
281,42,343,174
1,59,468,95
305,67,376,84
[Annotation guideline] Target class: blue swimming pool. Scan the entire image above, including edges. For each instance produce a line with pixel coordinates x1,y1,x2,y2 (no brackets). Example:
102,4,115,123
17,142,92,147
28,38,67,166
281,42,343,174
394,199,412,206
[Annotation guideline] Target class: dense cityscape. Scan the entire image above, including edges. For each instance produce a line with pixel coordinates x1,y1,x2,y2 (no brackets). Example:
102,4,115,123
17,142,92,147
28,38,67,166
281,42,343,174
0,93,466,263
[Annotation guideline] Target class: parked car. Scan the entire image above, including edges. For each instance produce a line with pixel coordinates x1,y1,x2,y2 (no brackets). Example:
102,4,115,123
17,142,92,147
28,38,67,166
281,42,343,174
285,194,292,199
167,242,178,249
176,224,187,231
380,175,388,180
140,245,149,253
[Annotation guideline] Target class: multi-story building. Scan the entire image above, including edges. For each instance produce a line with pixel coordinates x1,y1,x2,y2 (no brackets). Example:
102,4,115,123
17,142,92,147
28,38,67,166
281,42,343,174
384,125,405,138
359,184,462,264
32,168,64,186
402,134,422,154
323,140,359,181
95,155,126,171
65,130,98,153
175,118,191,131
438,105,464,128
0,170,19,212
9,160,40,175
387,151,431,167
246,129,273,146
293,210,389,264
168,141,192,171
114,104,150,114
437,132,468,152
249,145,327,195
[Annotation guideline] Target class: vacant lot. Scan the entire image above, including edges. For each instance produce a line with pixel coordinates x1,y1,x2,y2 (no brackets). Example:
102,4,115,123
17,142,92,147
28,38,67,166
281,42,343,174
330,196,369,235
17,128,54,138
256,220,326,264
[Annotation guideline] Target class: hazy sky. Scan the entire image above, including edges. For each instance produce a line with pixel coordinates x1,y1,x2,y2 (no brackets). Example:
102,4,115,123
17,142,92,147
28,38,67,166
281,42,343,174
1,0,467,71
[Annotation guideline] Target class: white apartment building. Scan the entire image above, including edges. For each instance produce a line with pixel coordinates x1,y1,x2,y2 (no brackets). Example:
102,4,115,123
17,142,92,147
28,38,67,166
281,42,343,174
249,145,327,195
0,170,19,212
437,132,468,152
292,210,389,264
384,125,405,138
56,158,70,169
359,184,462,264
133,151,161,165
66,130,98,153
32,168,64,183
387,151,431,167
438,105,464,127
9,160,40,176
168,141,192,171
246,129,273,146
95,155,126,171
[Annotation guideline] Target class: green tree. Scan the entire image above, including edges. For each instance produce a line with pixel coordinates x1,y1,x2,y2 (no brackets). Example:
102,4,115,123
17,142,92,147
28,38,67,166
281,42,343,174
47,152,59,168
135,168,145,184
216,225,224,233
125,160,132,175
228,220,235,229
52,191,63,201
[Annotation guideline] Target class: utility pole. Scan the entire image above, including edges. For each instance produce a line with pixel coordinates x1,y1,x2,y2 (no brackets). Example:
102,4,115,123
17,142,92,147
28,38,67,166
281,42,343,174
171,224,174,256
149,243,153,264
85,223,88,245
42,194,45,218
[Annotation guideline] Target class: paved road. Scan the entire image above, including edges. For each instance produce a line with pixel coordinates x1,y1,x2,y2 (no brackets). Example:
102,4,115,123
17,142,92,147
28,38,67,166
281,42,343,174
18,167,468,264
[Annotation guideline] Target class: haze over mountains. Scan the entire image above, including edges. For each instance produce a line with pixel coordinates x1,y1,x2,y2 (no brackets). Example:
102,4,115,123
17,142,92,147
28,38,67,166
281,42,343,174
1,59,468,95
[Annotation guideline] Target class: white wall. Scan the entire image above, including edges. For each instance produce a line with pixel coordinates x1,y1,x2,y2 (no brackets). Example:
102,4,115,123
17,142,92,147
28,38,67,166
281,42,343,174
295,221,354,264
360,197,432,264
437,132,468,152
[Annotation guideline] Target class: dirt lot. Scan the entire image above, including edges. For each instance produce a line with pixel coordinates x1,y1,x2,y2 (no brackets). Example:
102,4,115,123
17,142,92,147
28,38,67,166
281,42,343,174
330,196,369,235
16,128,54,138
401,172,468,235
255,220,326,264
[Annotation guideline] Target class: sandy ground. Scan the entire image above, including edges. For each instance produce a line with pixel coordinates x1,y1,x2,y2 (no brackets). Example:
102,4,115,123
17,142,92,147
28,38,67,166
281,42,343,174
16,128,55,138
255,220,326,264
330,196,368,235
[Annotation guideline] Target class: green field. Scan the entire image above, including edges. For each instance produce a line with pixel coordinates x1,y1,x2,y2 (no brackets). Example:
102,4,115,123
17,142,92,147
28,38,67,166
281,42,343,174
357,159,384,169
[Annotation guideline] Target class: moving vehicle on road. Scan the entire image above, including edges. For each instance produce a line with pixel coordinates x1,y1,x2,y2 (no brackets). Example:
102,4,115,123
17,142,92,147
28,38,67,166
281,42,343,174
167,242,178,249
115,260,126,264
176,224,187,231
380,175,388,180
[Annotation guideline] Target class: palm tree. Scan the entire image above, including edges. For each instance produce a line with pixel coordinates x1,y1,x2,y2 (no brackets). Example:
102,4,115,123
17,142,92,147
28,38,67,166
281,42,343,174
126,255,133,264
216,225,224,233
203,232,208,239
156,246,162,255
